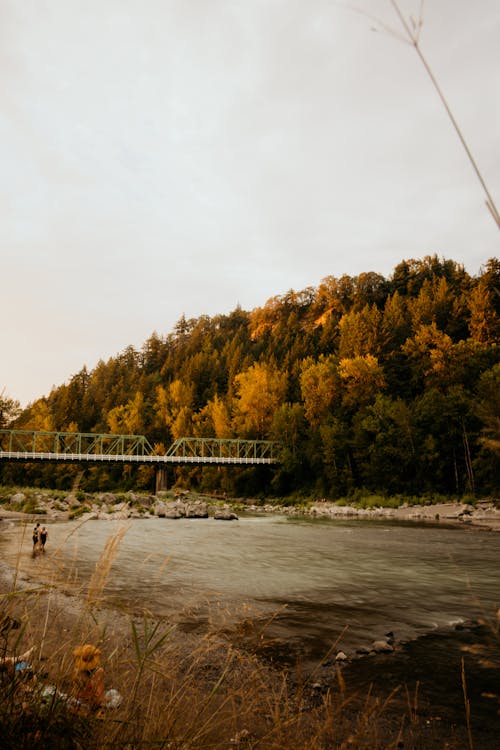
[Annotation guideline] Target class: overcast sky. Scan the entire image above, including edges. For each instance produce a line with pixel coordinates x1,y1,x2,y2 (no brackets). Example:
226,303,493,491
1,0,499,408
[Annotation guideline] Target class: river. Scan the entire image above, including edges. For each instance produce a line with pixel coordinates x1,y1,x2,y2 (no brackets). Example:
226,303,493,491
2,512,500,745
1,513,498,663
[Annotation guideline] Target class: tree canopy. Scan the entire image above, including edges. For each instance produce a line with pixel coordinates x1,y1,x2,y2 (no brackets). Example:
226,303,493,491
4,255,499,497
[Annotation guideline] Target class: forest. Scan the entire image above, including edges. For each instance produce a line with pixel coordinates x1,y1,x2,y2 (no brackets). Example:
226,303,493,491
1,255,499,500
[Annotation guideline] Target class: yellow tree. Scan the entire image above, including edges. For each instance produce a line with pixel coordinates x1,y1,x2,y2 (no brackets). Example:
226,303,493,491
338,304,383,359
209,395,233,438
233,362,287,438
19,399,55,431
299,355,339,427
170,405,194,441
154,380,194,433
407,277,457,332
107,391,145,434
402,323,455,387
193,395,233,438
467,283,500,344
339,355,386,408
381,291,411,349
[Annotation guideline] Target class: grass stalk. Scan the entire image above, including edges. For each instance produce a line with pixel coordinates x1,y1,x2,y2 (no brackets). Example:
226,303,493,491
388,0,500,229
461,656,474,750
350,0,500,229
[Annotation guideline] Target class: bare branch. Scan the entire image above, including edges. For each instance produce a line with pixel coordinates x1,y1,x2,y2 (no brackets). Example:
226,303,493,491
388,0,500,229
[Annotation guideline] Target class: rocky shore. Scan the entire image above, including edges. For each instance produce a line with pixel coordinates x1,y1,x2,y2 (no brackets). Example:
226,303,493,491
1,487,498,530
303,498,500,530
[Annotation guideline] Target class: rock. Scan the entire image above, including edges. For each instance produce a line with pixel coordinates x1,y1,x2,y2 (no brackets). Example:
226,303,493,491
185,502,208,518
164,510,184,519
213,507,239,521
335,651,348,661
110,502,130,513
11,492,26,504
356,646,371,655
134,494,154,507
372,639,394,653
153,502,167,518
99,492,118,503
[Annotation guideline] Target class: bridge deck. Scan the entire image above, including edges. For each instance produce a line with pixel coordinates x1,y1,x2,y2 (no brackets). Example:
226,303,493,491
0,451,276,465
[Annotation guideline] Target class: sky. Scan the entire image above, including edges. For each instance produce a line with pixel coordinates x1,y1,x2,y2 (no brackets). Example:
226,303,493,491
1,0,499,408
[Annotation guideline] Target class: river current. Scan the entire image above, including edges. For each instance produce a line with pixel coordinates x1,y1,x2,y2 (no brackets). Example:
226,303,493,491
1,514,498,664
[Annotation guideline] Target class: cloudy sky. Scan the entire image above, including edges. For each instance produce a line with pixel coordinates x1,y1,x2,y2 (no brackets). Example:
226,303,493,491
1,0,499,407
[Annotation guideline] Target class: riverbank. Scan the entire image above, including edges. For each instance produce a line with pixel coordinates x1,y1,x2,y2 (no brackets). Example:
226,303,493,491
1,486,499,531
303,498,500,531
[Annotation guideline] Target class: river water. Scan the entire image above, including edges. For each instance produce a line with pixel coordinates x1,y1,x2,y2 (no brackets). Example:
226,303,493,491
1,514,498,663
2,512,499,745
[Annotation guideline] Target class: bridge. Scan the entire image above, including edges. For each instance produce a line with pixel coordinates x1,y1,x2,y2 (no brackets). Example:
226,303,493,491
0,430,281,466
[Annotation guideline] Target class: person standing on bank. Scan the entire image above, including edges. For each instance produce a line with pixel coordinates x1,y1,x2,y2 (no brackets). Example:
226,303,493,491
40,526,48,552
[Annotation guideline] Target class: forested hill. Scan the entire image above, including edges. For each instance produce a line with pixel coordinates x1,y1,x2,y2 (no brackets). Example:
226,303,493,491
5,255,500,498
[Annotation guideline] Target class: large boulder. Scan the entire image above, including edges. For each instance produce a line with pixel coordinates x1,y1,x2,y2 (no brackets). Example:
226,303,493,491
213,507,239,521
185,501,208,518
164,508,184,519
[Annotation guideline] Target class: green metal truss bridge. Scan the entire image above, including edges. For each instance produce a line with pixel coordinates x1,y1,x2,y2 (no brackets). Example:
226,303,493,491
0,430,281,466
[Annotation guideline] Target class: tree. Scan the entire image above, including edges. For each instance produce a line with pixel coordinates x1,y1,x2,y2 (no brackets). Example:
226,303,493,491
467,281,500,344
299,355,339,427
338,305,383,359
381,291,411,350
18,399,55,432
107,391,146,434
0,390,21,428
339,355,386,408
352,395,416,493
402,323,455,389
412,386,477,494
194,395,233,439
233,361,287,438
154,379,194,435
271,402,306,454
475,364,500,456
351,272,388,310
170,405,194,441
408,277,459,335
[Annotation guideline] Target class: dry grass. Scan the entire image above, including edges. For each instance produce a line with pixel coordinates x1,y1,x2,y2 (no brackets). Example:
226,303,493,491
0,590,407,749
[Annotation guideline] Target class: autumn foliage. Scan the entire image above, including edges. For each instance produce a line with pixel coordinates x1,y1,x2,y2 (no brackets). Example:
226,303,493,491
3,256,499,498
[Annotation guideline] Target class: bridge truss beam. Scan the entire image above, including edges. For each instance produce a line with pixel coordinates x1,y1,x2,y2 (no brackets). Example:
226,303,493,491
0,431,281,466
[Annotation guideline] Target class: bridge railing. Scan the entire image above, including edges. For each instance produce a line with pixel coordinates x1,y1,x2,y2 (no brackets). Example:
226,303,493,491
166,437,280,461
0,430,155,456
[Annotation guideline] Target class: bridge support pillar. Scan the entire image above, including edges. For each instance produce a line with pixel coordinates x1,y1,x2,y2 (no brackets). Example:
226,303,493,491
154,467,168,494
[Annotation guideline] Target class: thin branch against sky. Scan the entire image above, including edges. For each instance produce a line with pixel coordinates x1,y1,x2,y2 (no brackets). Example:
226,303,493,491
380,1,500,228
